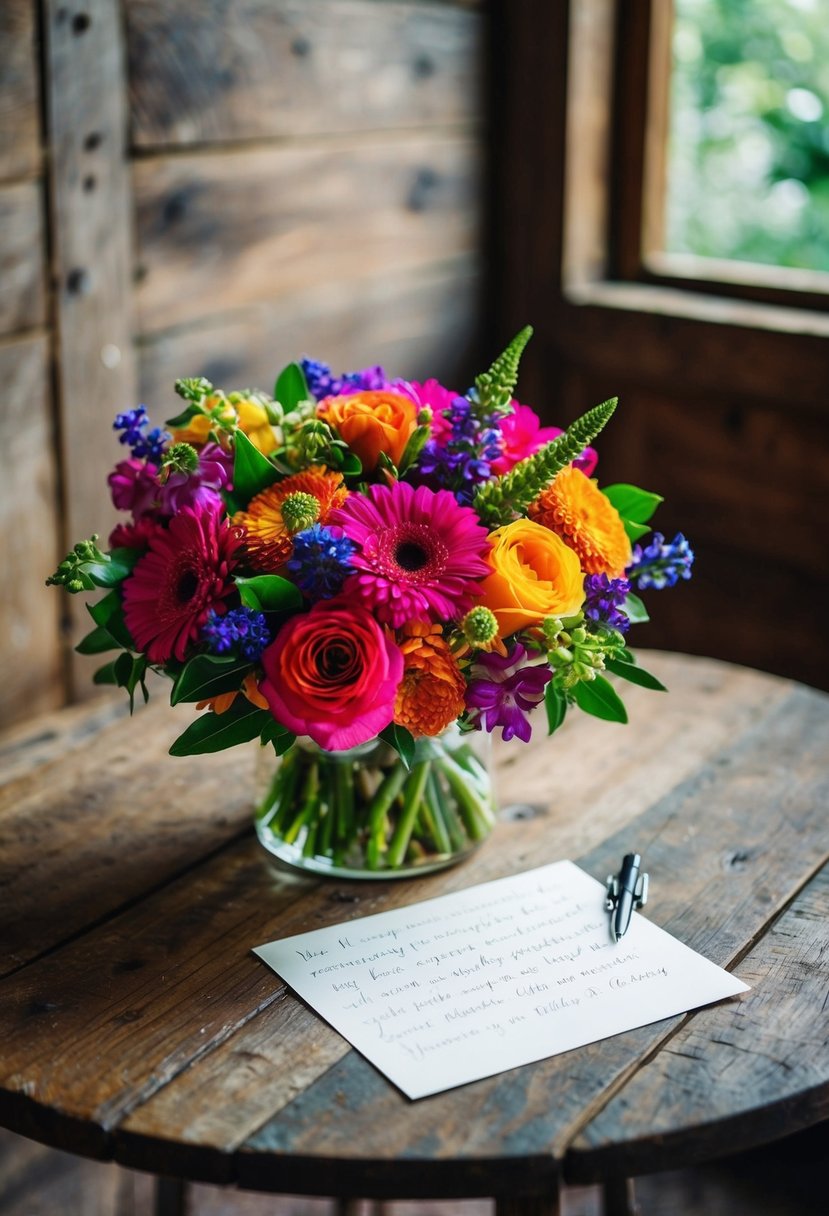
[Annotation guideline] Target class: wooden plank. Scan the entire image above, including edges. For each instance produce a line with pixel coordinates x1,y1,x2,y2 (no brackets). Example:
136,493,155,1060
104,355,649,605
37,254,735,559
133,135,481,335
0,334,63,731
125,0,482,148
138,258,482,413
567,861,829,1181
0,0,40,181
43,0,138,689
0,696,257,977
115,656,793,1183
0,180,46,334
234,684,829,1197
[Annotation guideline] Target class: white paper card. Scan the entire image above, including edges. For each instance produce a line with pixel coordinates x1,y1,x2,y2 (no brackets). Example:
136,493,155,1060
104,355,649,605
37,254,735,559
254,861,748,1099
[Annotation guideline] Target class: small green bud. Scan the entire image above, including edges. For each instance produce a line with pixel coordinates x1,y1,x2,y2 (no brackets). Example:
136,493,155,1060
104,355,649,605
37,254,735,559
416,406,433,426
265,400,284,425
461,606,499,646
281,491,320,533
175,376,213,402
160,441,200,478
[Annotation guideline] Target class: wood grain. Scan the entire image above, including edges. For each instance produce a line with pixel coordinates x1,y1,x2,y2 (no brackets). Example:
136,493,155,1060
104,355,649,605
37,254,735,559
0,0,40,181
234,685,829,1197
0,334,63,731
567,861,829,1181
43,0,138,689
138,258,482,413
0,697,257,977
0,181,45,335
126,0,482,148
133,136,481,334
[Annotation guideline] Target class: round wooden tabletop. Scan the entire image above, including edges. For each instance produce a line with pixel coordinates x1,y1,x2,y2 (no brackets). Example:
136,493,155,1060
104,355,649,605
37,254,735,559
0,652,827,1208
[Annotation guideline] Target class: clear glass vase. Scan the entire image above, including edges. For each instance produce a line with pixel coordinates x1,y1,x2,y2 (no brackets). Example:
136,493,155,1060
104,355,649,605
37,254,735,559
254,725,495,879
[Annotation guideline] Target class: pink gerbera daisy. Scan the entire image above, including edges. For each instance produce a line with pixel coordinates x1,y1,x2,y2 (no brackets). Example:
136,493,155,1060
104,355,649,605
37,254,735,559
123,504,244,663
330,481,490,627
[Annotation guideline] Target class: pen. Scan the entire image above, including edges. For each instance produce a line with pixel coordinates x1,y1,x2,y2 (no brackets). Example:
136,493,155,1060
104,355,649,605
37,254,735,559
605,853,648,943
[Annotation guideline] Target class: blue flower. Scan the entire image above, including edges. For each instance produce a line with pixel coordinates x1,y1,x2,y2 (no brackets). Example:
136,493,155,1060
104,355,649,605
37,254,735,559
287,524,356,600
202,607,271,661
114,406,169,462
583,573,631,633
628,533,694,591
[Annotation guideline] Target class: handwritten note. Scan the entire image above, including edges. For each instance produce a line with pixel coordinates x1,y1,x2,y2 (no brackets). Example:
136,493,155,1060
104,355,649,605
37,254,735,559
254,861,748,1099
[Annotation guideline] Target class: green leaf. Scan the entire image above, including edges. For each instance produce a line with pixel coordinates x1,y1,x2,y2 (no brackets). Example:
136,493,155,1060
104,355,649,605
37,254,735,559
379,724,415,771
76,625,123,656
232,429,281,507
622,520,652,542
605,657,667,692
169,701,272,757
338,451,363,477
545,682,567,735
170,654,254,706
112,652,149,712
164,403,201,428
623,592,650,624
572,674,628,723
260,717,296,756
235,575,302,613
602,484,663,525
87,592,134,648
92,660,119,685
274,362,310,411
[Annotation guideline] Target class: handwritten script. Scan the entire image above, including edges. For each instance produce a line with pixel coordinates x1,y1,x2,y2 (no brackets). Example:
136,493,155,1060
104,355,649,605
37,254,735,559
254,861,748,1099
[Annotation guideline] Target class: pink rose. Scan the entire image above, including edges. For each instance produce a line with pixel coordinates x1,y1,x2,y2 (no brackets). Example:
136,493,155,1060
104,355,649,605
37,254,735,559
492,402,598,477
260,601,403,751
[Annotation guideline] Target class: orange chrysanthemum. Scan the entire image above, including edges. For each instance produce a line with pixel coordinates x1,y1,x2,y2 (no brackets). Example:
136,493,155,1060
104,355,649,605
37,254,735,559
233,468,348,571
393,622,467,737
529,466,631,578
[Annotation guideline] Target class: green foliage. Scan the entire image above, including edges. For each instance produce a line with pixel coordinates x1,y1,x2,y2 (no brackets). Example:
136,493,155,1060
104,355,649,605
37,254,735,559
170,654,254,706
669,0,829,271
379,724,416,770
545,682,567,735
274,362,310,411
86,590,135,650
623,592,650,624
475,326,533,416
94,652,149,713
474,397,618,526
234,574,303,613
605,657,667,692
47,538,137,594
230,429,281,509
169,699,279,756
572,674,628,724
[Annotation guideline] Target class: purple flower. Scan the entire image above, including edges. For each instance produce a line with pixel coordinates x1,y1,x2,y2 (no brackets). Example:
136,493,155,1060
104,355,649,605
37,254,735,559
157,443,233,515
301,358,391,400
466,643,552,743
584,573,631,633
113,406,169,462
412,393,505,503
628,532,694,591
108,458,161,518
202,606,271,661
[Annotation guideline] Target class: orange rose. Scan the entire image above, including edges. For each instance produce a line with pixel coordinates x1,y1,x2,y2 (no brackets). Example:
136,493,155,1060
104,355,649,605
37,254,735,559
478,519,585,638
318,390,418,471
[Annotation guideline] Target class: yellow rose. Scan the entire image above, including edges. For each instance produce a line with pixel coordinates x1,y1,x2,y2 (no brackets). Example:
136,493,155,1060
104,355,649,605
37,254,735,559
478,519,585,638
173,395,278,455
317,390,417,471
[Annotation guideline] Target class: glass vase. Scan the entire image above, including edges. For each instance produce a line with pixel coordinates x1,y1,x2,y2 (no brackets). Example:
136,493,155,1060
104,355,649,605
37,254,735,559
254,726,495,879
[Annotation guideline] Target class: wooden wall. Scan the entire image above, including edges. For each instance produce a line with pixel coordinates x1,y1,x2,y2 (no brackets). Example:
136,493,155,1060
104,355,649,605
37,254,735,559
0,0,485,730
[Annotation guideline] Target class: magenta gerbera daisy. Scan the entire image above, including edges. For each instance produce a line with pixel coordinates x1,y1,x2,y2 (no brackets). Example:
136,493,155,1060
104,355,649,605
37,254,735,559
123,504,244,663
330,481,490,627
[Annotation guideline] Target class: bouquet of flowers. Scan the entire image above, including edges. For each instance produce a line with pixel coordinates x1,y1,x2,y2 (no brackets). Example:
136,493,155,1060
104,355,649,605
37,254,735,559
49,327,692,876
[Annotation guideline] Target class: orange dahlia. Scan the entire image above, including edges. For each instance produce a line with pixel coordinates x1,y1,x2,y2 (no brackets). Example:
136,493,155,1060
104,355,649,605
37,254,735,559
233,468,348,571
394,622,466,737
529,466,631,578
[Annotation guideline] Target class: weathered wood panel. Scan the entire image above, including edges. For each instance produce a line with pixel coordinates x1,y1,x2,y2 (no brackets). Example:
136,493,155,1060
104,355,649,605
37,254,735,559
133,136,480,334
567,862,829,1181
0,335,63,730
43,0,138,689
138,258,482,412
126,0,482,148
0,1,40,181
0,180,45,335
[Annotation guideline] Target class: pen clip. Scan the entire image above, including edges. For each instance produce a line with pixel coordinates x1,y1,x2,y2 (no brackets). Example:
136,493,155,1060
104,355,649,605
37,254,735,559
604,862,649,911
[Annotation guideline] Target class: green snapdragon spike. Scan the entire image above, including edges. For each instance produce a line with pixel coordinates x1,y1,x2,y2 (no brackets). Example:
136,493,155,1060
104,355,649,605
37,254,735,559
474,396,618,526
475,325,533,416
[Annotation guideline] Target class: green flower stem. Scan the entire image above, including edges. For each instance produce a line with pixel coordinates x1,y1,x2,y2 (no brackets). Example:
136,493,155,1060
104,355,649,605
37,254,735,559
436,754,495,841
282,760,320,845
302,817,319,858
259,749,300,834
386,761,431,868
450,743,490,795
425,772,453,855
318,766,336,857
366,764,408,868
334,761,355,844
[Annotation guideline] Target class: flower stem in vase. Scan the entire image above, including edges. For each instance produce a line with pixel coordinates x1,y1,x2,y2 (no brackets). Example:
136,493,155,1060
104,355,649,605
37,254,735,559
424,772,453,856
366,763,408,870
436,753,496,842
386,761,431,868
283,759,320,846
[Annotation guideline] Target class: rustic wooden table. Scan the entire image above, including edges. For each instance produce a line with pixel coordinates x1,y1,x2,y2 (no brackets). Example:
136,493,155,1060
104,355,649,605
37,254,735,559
0,652,827,1216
